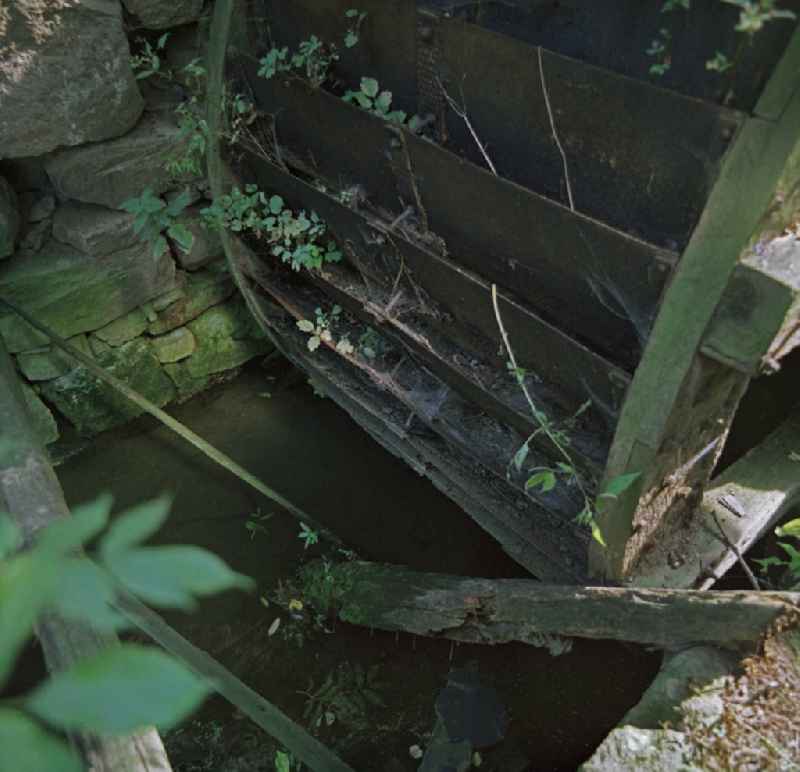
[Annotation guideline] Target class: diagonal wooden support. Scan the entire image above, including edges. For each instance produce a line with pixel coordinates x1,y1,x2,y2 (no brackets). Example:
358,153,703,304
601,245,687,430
631,406,800,589
702,233,800,375
591,27,800,582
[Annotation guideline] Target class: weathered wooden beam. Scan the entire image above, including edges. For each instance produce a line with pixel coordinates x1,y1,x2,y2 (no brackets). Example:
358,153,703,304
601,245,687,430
592,27,800,582
244,289,589,582
631,406,800,589
243,64,674,369
702,226,800,375
0,337,172,772
301,560,799,650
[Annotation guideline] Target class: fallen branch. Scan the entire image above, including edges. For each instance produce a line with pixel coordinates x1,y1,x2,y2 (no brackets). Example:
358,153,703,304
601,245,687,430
303,560,800,650
538,46,574,211
437,76,497,176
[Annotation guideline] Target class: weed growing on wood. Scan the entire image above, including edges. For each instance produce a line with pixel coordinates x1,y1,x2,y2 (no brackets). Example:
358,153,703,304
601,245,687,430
258,9,366,88
344,76,425,131
491,285,639,546
298,522,320,550
202,185,343,272
121,188,194,258
647,0,796,83
297,306,354,355
754,517,800,585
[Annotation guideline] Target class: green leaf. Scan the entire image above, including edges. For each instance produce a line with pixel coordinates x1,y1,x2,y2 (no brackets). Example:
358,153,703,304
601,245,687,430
99,497,172,561
269,195,284,215
51,558,127,632
297,320,316,333
157,32,171,49
167,223,195,253
590,520,606,548
0,515,21,559
354,92,372,109
26,644,210,734
775,518,800,539
37,495,113,555
526,470,556,493
166,189,192,217
512,442,529,473
0,553,61,685
153,235,169,258
360,77,379,98
375,91,393,113
107,545,253,610
599,472,641,500
753,556,785,573
0,709,82,772
308,336,322,352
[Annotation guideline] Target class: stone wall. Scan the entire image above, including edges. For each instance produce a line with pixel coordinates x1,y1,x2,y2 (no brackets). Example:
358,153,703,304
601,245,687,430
0,1,271,447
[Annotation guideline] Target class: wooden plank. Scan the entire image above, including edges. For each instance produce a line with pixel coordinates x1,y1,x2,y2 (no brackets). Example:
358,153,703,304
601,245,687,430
0,337,172,772
436,18,742,248
702,233,800,374
631,407,800,589
243,66,674,369
254,0,418,114
422,1,800,113
403,123,675,368
592,28,800,582
301,560,800,649
247,153,630,420
245,289,588,581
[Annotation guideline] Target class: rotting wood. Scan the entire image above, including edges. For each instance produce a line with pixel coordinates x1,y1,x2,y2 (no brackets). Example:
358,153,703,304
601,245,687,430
246,153,629,420
632,406,800,590
0,337,172,772
244,289,589,582
300,560,800,651
592,27,800,583
242,65,675,369
702,227,800,375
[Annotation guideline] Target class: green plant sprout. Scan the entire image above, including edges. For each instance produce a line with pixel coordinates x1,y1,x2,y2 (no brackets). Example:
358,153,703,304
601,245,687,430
344,8,368,48
129,32,171,80
754,517,800,583
121,188,194,258
258,10,366,87
343,77,426,132
648,0,796,79
298,523,320,550
297,306,354,355
245,509,274,540
201,185,343,272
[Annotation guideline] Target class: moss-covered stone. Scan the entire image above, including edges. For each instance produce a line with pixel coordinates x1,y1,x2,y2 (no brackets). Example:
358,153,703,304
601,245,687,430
182,299,269,378
147,269,235,335
152,327,196,363
94,308,149,347
16,334,92,381
20,383,59,446
162,363,241,402
40,338,176,435
0,238,175,352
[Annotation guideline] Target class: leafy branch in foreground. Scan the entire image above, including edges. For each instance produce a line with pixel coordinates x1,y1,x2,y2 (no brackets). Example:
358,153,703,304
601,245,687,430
491,285,638,546
0,496,253,770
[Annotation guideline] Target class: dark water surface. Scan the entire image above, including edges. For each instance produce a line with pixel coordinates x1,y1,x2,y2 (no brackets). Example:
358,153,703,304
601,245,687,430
53,362,659,771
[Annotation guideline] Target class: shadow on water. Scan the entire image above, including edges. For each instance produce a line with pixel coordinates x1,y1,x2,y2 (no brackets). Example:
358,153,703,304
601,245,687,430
47,360,658,771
